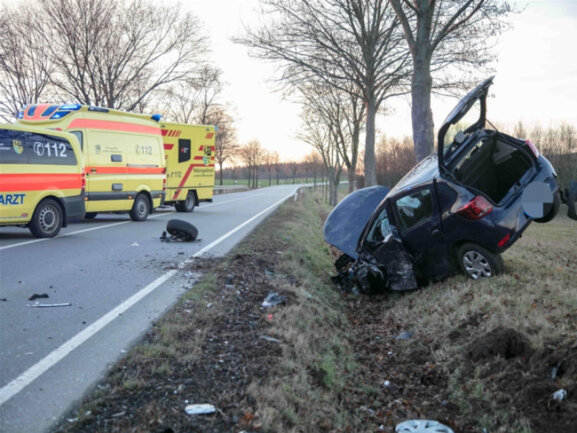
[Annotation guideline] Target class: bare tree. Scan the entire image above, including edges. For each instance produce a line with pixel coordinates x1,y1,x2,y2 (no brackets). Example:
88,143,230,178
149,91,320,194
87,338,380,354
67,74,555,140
298,102,343,206
208,108,240,186
240,140,265,188
0,4,54,121
390,0,512,162
299,82,364,193
236,0,410,186
37,0,210,111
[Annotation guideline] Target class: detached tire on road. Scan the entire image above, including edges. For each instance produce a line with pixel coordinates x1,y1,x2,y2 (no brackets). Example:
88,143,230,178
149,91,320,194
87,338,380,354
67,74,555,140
129,193,150,221
167,219,198,241
29,198,63,238
457,243,503,279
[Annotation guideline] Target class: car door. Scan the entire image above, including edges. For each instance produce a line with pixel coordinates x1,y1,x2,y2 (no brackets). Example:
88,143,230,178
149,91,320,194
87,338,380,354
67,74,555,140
392,186,452,279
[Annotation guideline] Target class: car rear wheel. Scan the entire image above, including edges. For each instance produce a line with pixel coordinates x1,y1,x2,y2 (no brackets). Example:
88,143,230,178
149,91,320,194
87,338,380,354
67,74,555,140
29,199,63,238
129,193,149,221
175,192,195,213
457,243,503,279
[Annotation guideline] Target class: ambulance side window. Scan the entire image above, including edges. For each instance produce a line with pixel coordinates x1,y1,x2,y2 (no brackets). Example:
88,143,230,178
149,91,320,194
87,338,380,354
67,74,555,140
179,139,191,163
0,129,77,165
0,129,27,163
70,131,83,150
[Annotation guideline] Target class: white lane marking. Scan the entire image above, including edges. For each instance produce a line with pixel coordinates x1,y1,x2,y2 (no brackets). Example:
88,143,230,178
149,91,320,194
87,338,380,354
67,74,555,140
0,270,177,406
0,188,298,407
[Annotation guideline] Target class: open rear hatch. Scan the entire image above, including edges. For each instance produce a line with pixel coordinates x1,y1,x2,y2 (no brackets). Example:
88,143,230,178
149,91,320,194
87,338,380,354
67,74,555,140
437,77,537,205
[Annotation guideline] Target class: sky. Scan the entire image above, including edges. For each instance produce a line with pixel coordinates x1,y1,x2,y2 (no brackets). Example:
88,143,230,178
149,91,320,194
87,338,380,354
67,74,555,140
2,0,576,161
181,0,577,161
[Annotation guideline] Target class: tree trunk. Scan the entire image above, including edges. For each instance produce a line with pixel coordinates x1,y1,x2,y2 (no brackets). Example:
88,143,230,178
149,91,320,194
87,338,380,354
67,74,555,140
411,62,434,163
364,94,378,186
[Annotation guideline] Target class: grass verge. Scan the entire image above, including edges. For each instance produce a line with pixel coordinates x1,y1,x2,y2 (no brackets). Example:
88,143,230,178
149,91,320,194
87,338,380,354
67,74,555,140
52,193,576,433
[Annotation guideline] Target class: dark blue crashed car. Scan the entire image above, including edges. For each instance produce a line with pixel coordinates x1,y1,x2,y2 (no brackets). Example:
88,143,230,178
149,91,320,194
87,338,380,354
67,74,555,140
324,77,560,293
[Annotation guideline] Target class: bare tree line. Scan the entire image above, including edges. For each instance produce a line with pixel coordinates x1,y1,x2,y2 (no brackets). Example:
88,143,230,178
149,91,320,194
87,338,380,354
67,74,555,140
236,0,514,204
0,0,243,185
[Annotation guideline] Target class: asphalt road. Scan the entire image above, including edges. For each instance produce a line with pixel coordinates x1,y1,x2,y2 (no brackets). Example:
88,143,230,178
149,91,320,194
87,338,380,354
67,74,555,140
0,184,301,433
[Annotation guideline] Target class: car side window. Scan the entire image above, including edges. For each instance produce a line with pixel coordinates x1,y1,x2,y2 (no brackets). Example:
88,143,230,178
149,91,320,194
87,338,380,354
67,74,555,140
366,209,391,243
395,189,433,232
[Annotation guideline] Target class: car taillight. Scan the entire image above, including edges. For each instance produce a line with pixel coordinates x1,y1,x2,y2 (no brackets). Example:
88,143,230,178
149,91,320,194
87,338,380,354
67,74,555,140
525,140,540,159
498,232,511,248
81,172,86,192
457,195,493,220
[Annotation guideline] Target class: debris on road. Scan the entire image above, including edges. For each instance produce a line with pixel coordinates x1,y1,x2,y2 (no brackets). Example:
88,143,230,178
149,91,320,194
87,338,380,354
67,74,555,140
28,302,72,308
184,403,216,415
28,293,49,301
161,219,199,242
261,292,286,308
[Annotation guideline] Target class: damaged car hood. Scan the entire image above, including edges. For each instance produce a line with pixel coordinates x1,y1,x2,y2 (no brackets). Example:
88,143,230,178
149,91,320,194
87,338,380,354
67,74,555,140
323,186,390,259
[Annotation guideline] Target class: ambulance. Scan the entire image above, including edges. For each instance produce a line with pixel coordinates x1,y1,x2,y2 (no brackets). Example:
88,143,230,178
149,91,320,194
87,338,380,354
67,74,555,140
160,122,216,212
0,124,85,237
18,104,165,221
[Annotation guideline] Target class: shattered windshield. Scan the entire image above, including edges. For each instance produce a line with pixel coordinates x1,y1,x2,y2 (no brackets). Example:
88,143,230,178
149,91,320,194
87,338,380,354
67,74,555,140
366,210,391,243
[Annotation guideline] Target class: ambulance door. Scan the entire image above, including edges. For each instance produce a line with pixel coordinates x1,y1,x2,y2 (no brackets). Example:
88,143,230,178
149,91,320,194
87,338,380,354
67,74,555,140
82,129,128,212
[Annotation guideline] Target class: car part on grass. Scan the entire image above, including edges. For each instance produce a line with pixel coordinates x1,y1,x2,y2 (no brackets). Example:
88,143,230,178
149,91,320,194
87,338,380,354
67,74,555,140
184,403,216,415
396,419,454,433
262,292,286,308
161,219,198,242
552,389,567,401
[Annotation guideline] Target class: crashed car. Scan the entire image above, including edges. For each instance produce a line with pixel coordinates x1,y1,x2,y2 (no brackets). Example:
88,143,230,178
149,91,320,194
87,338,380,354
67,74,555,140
324,77,561,293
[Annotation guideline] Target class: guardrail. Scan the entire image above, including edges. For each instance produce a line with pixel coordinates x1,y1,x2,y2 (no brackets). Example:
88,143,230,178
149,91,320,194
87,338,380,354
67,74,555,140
213,185,250,195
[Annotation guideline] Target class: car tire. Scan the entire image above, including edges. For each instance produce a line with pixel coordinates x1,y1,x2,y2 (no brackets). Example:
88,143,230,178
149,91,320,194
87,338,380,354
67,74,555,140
534,190,560,223
457,243,503,280
29,198,63,238
175,192,195,213
129,193,150,221
166,219,198,241
84,212,98,219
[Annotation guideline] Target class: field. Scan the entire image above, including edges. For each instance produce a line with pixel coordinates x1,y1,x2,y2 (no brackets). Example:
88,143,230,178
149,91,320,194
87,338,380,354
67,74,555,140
53,189,576,433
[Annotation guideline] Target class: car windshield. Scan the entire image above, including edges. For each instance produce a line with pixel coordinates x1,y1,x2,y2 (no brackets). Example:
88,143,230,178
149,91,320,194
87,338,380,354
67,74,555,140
366,209,391,243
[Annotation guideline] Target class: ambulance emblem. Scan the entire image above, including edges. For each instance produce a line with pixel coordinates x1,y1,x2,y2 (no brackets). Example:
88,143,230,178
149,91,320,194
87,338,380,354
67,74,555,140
12,140,24,155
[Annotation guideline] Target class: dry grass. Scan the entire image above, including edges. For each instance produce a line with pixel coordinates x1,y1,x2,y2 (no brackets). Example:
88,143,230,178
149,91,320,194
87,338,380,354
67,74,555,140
53,192,576,433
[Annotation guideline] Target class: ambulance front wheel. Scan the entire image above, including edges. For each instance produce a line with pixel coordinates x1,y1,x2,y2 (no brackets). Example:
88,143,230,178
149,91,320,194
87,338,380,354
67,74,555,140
129,193,150,221
29,198,63,238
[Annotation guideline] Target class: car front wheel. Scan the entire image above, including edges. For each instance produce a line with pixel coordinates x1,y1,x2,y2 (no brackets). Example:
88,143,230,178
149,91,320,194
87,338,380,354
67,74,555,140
457,243,503,279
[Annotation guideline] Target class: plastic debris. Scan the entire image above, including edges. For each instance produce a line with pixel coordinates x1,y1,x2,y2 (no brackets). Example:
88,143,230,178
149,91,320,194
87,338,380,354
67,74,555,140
552,389,567,401
28,293,49,301
383,380,391,387
259,335,282,344
28,302,72,308
262,292,286,308
395,331,414,340
185,403,216,415
396,420,454,433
